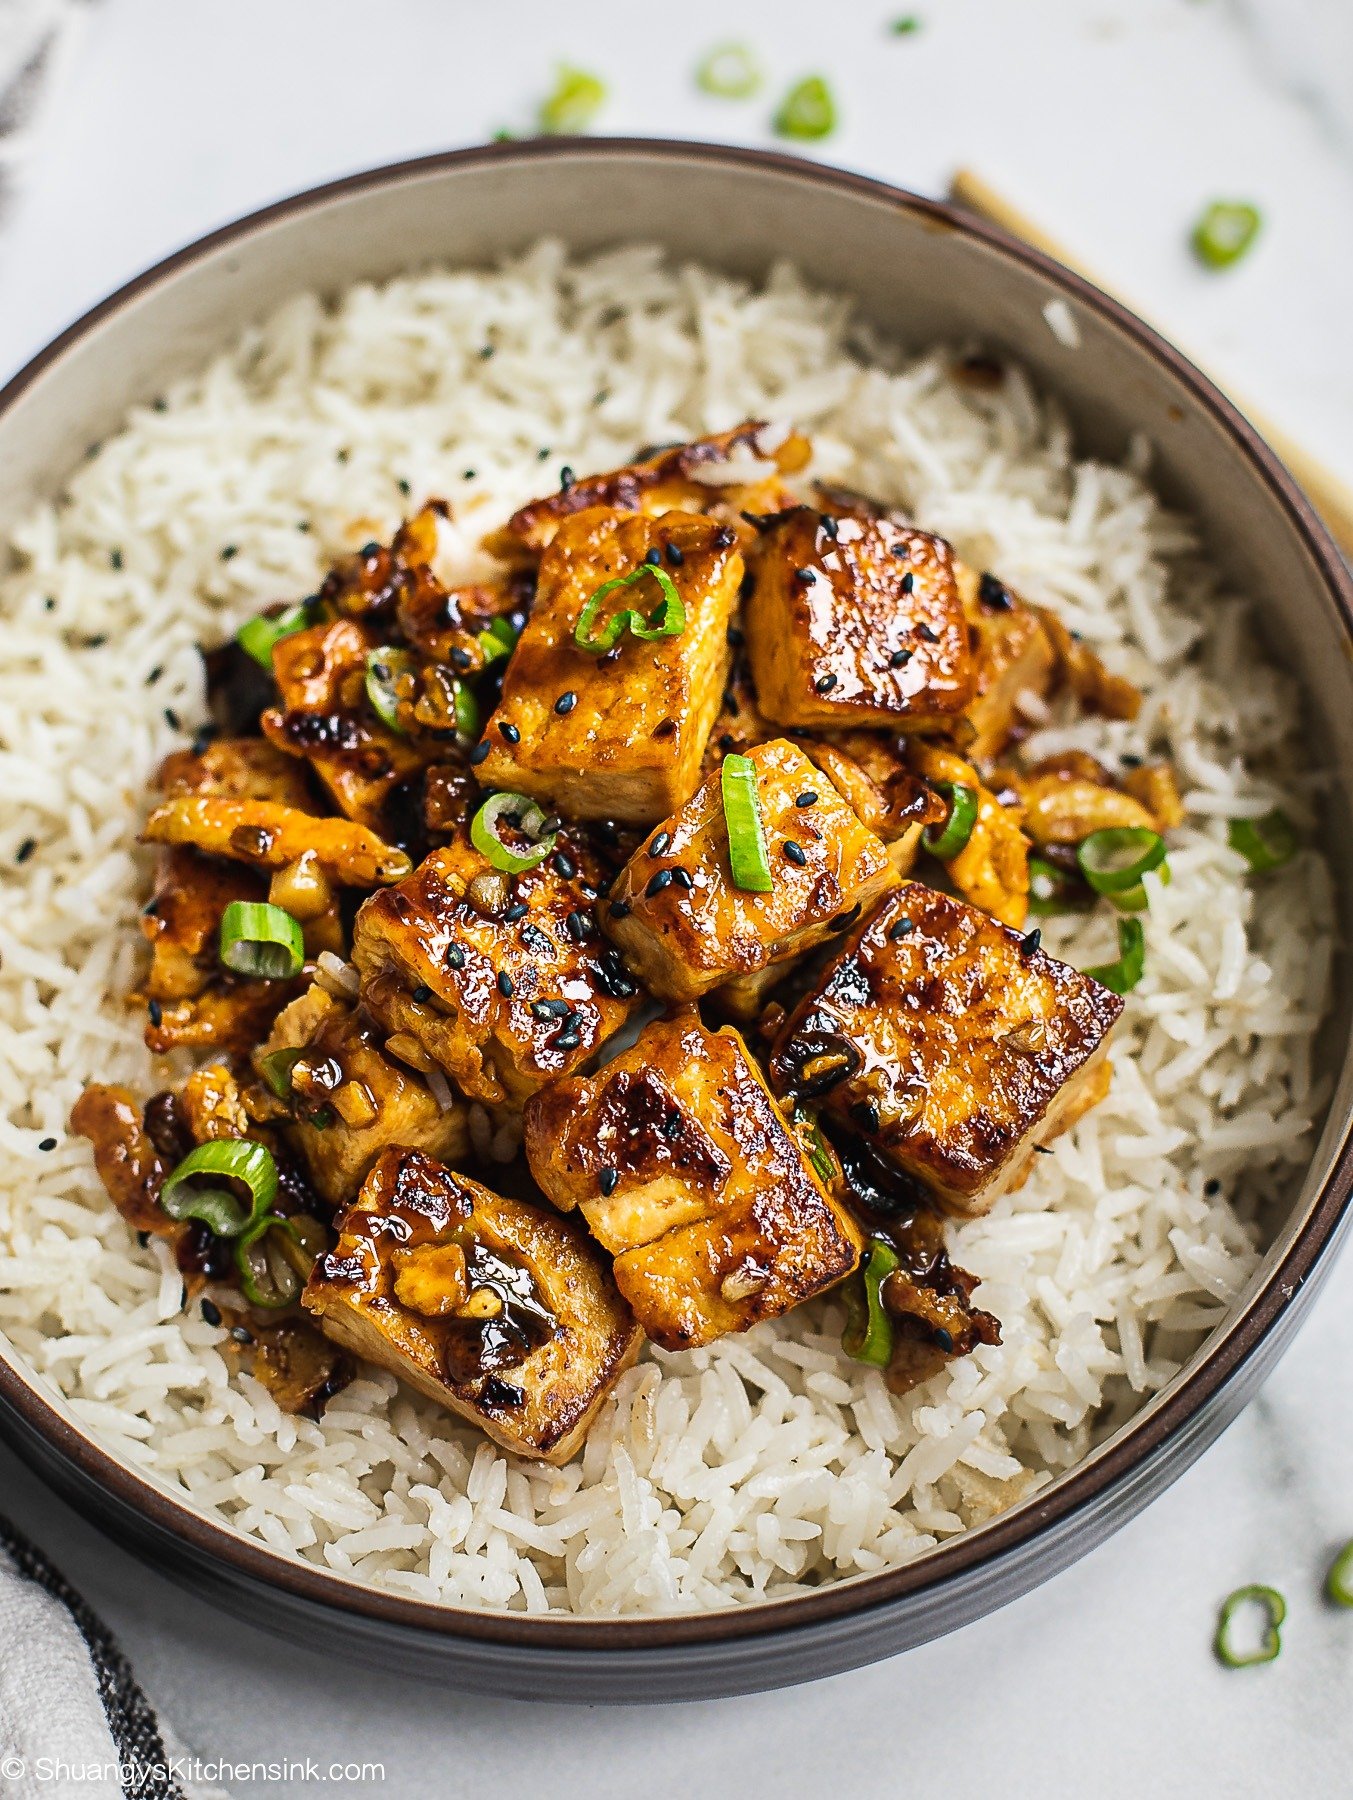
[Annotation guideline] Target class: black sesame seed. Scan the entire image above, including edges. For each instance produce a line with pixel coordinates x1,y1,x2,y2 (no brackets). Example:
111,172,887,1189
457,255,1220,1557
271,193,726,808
110,548,123,571
1034,1146,1055,1156
136,1231,149,1247
462,469,477,481
1122,753,1143,769
795,791,818,809
718,733,736,752
445,944,465,970
565,910,589,943
900,571,915,595
554,690,578,715
890,648,914,668
470,742,490,765
398,479,411,497
933,1327,955,1353
297,521,311,533
672,867,694,890
532,999,570,1018
555,1031,582,1052
537,447,550,461
164,708,181,730
814,673,837,694
450,646,472,671
201,1298,222,1327
978,571,1013,611
649,831,672,858
599,1167,619,1196
644,547,662,566
482,1376,526,1409
147,999,163,1027
646,869,674,898
38,1137,56,1152
888,916,915,941
231,1325,253,1344
220,544,238,561
609,899,631,920
560,465,575,491
794,566,817,586
498,721,520,745
360,541,381,560
726,624,745,648
411,984,432,1003
1204,1178,1221,1196
819,513,839,540
666,543,684,567
714,526,737,548
916,622,940,644
783,841,809,866
497,970,515,998
1021,929,1042,957
146,664,163,685
506,903,532,925
15,838,36,865
551,850,576,880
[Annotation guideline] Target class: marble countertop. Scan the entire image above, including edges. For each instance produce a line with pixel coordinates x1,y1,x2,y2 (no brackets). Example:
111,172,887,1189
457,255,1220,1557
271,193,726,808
3,1,1353,1793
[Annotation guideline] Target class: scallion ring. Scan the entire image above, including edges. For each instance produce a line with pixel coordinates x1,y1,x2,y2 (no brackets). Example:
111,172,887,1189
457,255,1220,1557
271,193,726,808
1077,827,1167,909
453,679,481,744
842,1238,899,1368
720,753,773,893
539,65,606,135
574,563,685,654
1228,808,1297,874
160,1138,279,1238
696,42,762,98
219,900,305,980
1192,200,1262,271
773,74,837,141
234,1213,303,1310
477,618,519,665
1214,1584,1285,1668
364,646,417,734
235,600,313,669
921,782,978,861
258,1046,305,1101
1326,1541,1353,1607
470,791,558,874
1027,855,1088,916
1085,916,1146,996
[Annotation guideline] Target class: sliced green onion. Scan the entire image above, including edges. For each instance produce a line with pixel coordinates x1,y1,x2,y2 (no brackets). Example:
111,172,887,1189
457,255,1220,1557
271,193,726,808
160,1138,278,1238
773,75,837,142
574,563,685,654
721,754,773,893
1027,855,1089,916
1228,808,1297,874
234,1214,302,1310
235,600,313,669
1085,916,1146,996
539,65,606,135
1214,1584,1285,1668
477,618,519,665
453,680,481,743
470,791,558,874
921,782,978,860
1077,826,1168,911
696,42,762,98
890,14,922,31
1192,200,1262,271
842,1238,900,1368
364,646,417,734
219,900,304,980
794,1106,836,1187
1326,1541,1353,1607
259,1045,305,1100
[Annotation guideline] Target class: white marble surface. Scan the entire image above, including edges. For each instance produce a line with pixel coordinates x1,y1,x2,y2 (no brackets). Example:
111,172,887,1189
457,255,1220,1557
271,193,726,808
2,2,1353,1794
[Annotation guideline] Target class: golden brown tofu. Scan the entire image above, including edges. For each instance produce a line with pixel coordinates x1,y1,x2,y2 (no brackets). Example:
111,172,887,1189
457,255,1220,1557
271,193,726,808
350,826,643,1106
253,984,467,1207
142,795,411,888
475,506,742,824
796,733,945,874
142,981,304,1057
303,1147,641,1463
910,740,1030,928
140,846,267,1002
156,736,317,810
770,884,1123,1216
602,739,897,1014
959,572,1058,761
745,510,975,730
70,1084,175,1239
523,1009,863,1350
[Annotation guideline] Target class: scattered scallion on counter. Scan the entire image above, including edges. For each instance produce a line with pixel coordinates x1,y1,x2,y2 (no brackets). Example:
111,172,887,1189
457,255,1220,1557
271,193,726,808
1326,1542,1353,1607
720,753,773,893
1192,200,1262,270
364,645,417,734
219,900,305,980
539,65,607,136
842,1238,899,1368
1214,1584,1286,1667
1228,808,1297,874
695,42,762,98
573,562,685,653
921,782,978,861
160,1138,279,1238
773,75,837,142
235,599,313,669
890,14,922,32
1085,915,1146,995
471,791,558,874
1077,826,1168,912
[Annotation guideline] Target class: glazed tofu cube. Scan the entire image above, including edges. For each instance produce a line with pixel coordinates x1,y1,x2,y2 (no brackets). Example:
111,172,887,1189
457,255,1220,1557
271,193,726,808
475,506,742,824
959,571,1057,761
602,738,897,1015
140,845,267,1002
350,825,643,1106
770,884,1123,1216
524,1009,863,1350
303,1147,641,1464
253,985,467,1206
795,732,946,875
155,735,317,810
745,510,975,730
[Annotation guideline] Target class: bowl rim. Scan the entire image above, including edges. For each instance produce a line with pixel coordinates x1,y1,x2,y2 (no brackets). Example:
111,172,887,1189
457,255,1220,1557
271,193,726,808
2,134,1352,1652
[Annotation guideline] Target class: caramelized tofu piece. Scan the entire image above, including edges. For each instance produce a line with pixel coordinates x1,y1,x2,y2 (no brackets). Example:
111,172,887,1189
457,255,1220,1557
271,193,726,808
771,884,1122,1215
143,982,303,1057
350,827,643,1106
960,573,1057,760
253,985,467,1206
524,1010,863,1349
602,739,897,1013
475,507,742,824
1013,756,1158,848
303,1147,640,1463
70,1084,174,1238
143,795,410,888
910,741,1030,928
156,736,317,810
797,733,945,874
140,846,267,1002
745,510,975,730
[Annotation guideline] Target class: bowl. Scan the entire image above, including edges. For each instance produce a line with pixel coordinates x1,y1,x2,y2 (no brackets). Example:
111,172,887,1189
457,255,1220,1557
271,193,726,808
1,139,1351,1702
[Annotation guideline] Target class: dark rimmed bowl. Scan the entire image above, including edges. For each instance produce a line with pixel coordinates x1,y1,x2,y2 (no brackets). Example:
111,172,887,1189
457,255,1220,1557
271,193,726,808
2,139,1351,1702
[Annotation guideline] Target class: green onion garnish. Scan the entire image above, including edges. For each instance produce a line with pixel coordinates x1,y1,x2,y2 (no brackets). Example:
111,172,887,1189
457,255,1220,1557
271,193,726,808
1228,808,1297,874
1214,1584,1285,1668
1085,916,1146,995
1326,1542,1353,1607
453,679,481,743
470,791,558,874
1192,200,1262,270
1027,855,1089,916
573,563,685,654
539,65,607,135
160,1138,279,1238
1077,826,1168,911
773,75,837,142
234,1213,304,1310
259,1045,305,1100
921,782,979,861
843,1237,899,1368
720,753,773,893
219,901,305,980
477,618,519,665
890,15,922,32
794,1106,836,1187
364,646,417,734
235,600,313,669
695,42,762,98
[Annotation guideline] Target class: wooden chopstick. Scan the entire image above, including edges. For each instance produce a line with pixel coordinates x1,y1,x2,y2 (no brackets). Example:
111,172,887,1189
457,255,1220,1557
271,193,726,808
950,167,1353,561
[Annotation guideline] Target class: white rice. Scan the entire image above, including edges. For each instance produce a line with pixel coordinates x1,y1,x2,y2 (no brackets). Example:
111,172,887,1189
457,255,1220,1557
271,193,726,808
0,242,1334,1614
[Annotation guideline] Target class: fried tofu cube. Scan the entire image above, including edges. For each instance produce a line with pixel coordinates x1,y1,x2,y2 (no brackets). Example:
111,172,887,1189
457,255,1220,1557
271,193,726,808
795,732,946,875
960,573,1057,760
602,739,897,1015
254,985,467,1206
303,1147,641,1464
475,506,742,825
350,826,643,1106
524,1009,863,1349
155,736,317,810
745,511,975,730
770,884,1123,1216
140,846,267,1002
